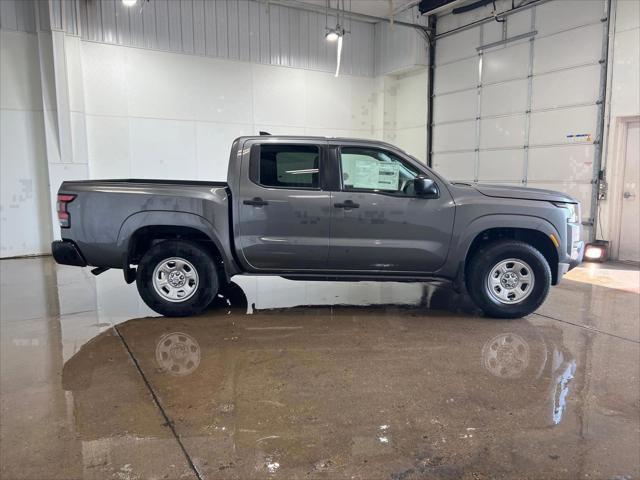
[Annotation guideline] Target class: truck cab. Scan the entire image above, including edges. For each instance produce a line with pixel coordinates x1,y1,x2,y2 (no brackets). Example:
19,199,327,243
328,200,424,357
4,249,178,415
232,137,454,274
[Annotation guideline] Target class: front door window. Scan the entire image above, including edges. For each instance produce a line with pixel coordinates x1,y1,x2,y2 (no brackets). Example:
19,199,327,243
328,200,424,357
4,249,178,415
340,147,419,196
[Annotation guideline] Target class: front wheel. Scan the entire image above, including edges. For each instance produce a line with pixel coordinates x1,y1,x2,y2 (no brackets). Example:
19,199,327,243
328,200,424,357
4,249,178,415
136,240,219,317
466,240,551,319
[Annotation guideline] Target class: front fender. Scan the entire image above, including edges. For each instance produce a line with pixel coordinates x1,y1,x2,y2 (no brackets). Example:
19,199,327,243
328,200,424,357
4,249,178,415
117,210,235,282
443,214,562,280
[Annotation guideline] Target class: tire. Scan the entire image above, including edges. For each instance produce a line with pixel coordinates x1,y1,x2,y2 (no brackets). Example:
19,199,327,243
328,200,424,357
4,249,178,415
136,239,219,317
465,240,551,319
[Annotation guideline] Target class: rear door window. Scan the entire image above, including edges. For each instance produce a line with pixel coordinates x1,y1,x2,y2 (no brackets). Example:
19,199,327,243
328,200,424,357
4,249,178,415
254,144,320,189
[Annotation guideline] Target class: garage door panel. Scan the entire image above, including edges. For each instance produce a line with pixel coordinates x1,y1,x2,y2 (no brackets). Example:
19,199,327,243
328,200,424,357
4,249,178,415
532,64,600,110
481,79,528,117
434,57,478,94
433,120,476,152
507,10,533,37
432,151,475,181
433,89,477,123
529,105,598,146
533,24,603,74
480,114,526,149
535,0,605,36
483,20,503,45
527,145,595,182
432,0,605,232
436,26,480,65
478,149,524,182
482,42,530,83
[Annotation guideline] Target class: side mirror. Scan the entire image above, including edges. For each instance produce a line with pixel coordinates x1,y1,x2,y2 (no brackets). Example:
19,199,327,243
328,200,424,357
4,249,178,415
414,176,439,197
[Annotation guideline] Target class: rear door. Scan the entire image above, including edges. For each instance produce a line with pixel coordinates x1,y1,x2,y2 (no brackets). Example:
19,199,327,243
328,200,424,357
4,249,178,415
236,140,331,271
328,146,455,273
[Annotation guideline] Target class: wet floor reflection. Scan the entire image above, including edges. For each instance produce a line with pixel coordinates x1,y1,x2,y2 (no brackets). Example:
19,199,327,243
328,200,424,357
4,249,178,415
1,258,639,480
63,284,638,479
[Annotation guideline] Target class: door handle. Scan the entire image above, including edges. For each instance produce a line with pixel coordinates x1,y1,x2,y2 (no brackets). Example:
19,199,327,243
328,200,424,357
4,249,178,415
334,200,360,209
243,197,268,206
623,191,636,199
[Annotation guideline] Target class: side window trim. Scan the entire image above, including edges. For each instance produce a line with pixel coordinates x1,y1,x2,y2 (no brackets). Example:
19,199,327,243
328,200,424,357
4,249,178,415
337,146,424,198
320,146,341,191
249,143,323,191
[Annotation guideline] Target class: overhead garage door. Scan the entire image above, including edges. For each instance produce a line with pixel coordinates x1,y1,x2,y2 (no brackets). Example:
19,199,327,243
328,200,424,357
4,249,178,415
431,0,609,239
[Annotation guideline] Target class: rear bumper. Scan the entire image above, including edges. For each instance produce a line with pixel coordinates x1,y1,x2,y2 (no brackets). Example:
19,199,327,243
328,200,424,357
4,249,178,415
51,240,87,267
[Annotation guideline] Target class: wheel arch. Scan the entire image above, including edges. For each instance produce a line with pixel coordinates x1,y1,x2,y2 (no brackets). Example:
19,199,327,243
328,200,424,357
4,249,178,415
458,216,561,285
117,211,235,283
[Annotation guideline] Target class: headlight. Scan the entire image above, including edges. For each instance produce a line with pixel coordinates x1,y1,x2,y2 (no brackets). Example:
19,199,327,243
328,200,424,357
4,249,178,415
553,202,579,223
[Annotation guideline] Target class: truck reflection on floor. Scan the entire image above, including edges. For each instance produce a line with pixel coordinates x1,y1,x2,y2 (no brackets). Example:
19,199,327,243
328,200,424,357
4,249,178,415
61,282,581,479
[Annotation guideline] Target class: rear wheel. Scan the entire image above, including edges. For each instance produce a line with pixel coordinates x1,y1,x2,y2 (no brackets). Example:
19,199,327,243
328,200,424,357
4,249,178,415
466,240,551,319
136,240,219,317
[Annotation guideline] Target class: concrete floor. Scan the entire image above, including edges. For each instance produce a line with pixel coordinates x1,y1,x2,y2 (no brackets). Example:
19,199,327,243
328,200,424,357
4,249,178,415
1,257,638,480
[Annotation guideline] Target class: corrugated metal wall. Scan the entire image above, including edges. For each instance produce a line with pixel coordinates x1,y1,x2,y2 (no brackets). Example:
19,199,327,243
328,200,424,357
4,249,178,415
49,0,80,34
70,0,376,77
0,0,40,33
0,0,433,78
78,0,375,75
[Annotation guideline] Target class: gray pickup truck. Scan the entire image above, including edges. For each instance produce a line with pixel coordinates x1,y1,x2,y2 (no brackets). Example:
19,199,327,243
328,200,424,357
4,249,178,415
52,136,584,318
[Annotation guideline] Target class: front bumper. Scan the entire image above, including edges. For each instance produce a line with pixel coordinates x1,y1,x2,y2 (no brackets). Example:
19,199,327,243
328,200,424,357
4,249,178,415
52,240,87,267
569,240,585,267
557,239,584,282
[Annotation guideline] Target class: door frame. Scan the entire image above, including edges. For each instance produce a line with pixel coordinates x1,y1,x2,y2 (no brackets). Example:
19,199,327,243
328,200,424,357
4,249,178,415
605,115,640,260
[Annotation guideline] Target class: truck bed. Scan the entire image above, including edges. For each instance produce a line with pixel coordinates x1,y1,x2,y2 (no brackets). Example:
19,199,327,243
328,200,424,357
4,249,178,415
57,178,232,271
60,178,228,188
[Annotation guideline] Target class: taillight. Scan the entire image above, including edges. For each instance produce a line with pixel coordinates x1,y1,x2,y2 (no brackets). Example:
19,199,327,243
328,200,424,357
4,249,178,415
57,194,76,228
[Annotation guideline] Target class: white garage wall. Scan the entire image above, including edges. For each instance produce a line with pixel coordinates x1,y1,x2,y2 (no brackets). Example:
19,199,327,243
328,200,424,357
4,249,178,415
80,41,383,181
0,0,429,258
600,0,640,249
79,41,429,181
0,31,52,257
380,68,428,162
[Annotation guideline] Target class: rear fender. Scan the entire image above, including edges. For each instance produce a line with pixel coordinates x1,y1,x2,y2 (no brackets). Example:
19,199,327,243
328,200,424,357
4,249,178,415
117,211,233,282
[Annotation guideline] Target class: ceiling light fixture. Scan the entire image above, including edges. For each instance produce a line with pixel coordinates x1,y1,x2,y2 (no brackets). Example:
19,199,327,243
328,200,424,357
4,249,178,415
325,29,340,42
122,0,137,7
325,0,351,77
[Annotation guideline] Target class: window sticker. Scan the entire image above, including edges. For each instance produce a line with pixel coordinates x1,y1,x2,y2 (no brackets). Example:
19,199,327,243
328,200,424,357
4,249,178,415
352,159,400,190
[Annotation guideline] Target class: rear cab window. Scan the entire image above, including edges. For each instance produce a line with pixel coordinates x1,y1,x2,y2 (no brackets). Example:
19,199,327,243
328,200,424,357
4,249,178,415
251,144,320,189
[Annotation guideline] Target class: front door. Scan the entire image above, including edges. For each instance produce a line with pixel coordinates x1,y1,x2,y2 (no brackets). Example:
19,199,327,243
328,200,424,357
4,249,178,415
328,147,455,273
618,121,639,262
237,142,331,271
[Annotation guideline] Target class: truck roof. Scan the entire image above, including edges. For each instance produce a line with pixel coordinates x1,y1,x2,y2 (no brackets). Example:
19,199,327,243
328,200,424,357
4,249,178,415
234,135,401,150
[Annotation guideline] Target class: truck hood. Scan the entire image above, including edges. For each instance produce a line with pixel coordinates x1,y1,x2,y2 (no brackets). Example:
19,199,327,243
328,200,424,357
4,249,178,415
471,184,577,203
